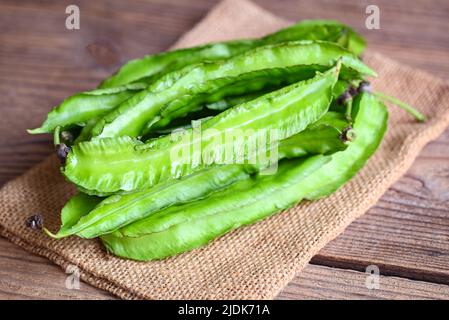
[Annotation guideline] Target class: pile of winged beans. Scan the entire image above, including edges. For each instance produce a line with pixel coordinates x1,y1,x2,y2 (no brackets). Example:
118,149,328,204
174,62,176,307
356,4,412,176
29,20,424,261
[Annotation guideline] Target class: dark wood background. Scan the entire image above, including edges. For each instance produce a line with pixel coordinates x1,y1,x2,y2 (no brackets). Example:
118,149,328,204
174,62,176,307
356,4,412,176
1,0,449,299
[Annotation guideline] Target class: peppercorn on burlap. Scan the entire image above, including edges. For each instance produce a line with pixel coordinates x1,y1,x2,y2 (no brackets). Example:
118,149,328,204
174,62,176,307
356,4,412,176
1,0,449,300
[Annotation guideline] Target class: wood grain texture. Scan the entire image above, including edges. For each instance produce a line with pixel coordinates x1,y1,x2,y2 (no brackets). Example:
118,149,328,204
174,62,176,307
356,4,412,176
277,264,449,300
0,0,449,299
3,236,448,301
0,238,115,300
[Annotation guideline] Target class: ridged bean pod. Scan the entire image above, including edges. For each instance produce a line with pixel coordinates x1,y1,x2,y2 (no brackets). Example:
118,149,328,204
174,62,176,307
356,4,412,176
28,84,144,134
147,81,350,138
47,111,349,239
100,92,387,260
90,41,374,139
26,19,416,263
63,64,340,194
101,156,331,259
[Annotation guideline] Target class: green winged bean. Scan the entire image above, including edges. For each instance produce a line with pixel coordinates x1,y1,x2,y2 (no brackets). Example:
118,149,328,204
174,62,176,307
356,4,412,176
90,41,374,139
99,41,256,89
302,92,388,199
100,92,387,260
54,193,102,235
101,155,331,260
28,84,144,134
142,66,321,134
63,64,340,194
48,111,349,239
148,80,351,137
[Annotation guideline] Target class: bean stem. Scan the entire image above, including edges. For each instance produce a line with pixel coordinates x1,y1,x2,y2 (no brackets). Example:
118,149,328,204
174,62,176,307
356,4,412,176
374,91,426,122
53,126,61,146
344,99,353,124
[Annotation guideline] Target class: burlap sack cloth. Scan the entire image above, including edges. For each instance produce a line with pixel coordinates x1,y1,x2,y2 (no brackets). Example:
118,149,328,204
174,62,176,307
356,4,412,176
1,0,449,299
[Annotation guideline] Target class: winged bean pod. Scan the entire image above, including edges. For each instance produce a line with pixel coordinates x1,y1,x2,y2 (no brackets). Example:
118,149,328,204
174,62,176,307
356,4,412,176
90,41,374,139
63,65,340,194
48,111,348,239
101,155,331,260
28,84,144,134
261,20,366,57
100,92,387,260
143,65,321,133
53,193,102,236
152,78,353,134
302,92,388,199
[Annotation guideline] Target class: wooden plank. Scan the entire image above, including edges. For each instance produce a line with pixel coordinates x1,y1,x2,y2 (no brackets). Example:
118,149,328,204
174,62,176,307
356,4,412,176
0,238,115,300
3,236,448,300
1,0,449,299
277,264,449,300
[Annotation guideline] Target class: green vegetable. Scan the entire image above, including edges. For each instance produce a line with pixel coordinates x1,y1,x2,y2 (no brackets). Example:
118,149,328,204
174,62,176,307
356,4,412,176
51,166,250,239
101,155,331,260
90,41,374,139
302,92,388,199
148,81,351,137
63,64,340,194
28,84,144,134
49,193,102,237
100,92,387,260
28,19,408,263
142,90,272,139
47,111,349,239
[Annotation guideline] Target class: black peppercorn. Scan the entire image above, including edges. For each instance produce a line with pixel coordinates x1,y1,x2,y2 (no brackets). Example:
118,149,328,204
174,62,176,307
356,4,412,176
358,80,372,93
348,85,358,97
26,214,43,230
337,90,352,105
56,143,71,164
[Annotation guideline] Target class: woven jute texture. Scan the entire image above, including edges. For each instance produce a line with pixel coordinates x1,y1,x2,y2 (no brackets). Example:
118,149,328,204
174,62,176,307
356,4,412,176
1,0,449,300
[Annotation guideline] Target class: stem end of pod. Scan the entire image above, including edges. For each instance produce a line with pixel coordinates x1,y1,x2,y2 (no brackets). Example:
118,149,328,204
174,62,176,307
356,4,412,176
339,125,356,142
27,127,49,134
42,227,62,239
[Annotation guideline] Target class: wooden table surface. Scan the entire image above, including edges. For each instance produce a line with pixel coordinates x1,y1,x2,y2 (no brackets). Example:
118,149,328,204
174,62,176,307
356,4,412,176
1,0,449,300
